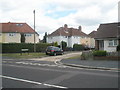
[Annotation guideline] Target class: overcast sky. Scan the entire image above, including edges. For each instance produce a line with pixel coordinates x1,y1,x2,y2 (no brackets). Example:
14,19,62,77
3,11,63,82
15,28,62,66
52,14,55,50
0,0,119,39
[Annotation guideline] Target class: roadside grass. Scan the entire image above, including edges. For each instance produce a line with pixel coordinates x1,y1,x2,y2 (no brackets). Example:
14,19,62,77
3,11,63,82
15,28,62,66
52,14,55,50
2,52,47,59
65,55,81,60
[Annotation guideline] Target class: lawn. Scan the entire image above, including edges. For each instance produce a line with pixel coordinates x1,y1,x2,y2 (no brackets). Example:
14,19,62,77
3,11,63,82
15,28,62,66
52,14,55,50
2,52,47,59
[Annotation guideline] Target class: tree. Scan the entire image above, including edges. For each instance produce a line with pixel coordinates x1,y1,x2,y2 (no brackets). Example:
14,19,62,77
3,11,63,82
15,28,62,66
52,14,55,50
20,33,25,43
61,41,67,50
54,42,58,47
43,32,47,43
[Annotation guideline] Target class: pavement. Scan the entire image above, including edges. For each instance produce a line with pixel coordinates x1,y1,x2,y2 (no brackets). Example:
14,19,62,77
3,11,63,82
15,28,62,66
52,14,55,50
60,58,119,71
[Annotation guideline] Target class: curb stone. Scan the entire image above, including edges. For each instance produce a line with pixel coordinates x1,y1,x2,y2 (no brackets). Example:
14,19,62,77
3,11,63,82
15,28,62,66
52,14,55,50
59,60,119,71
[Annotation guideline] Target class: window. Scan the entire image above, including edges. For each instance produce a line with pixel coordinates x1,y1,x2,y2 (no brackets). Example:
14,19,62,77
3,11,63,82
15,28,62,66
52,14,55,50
16,24,23,26
108,40,118,46
24,34,32,37
9,33,15,36
65,36,67,38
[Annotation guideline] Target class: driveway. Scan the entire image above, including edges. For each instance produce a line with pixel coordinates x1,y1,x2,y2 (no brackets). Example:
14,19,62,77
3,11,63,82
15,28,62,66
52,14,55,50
26,52,82,62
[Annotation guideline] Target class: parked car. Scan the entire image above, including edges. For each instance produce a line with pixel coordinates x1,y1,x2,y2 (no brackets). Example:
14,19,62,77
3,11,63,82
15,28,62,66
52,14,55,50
46,46,64,56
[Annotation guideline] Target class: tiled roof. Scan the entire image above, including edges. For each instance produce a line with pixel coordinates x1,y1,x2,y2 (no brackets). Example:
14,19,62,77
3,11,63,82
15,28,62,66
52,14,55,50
88,31,97,38
48,25,88,37
0,22,38,34
95,22,120,39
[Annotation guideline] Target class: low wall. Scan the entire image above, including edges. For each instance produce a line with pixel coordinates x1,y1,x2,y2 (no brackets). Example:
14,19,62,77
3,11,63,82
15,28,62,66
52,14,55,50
81,51,120,60
94,56,120,60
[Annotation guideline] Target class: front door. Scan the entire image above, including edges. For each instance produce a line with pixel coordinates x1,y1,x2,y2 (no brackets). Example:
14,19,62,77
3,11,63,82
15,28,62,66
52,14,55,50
99,40,104,50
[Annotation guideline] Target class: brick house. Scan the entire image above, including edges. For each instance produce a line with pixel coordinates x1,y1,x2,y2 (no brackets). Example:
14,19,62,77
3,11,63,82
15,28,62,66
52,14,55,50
95,22,120,52
0,22,39,43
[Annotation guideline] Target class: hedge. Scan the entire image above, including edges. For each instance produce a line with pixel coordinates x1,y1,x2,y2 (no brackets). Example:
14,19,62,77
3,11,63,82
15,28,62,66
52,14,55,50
73,44,85,51
2,43,52,53
93,50,107,56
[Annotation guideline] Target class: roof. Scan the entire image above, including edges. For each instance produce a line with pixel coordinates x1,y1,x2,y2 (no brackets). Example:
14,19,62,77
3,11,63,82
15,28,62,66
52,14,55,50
95,22,120,39
48,24,88,37
88,31,97,38
0,22,38,34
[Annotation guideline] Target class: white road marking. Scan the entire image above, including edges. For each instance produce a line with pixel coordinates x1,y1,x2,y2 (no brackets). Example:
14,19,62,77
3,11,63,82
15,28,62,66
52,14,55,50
0,75,67,89
15,62,66,68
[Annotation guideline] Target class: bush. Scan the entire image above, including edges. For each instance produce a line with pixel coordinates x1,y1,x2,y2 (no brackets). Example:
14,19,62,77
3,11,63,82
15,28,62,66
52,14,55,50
80,51,93,60
2,43,52,53
53,42,58,47
93,50,107,56
73,44,85,51
117,45,120,51
64,47,73,51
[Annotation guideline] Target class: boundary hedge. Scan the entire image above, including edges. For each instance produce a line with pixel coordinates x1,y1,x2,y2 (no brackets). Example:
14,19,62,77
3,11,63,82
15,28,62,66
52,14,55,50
2,43,52,53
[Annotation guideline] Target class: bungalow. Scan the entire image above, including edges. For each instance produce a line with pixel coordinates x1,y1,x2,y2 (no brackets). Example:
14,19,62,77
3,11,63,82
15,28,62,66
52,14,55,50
0,22,39,43
95,22,120,52
47,24,88,48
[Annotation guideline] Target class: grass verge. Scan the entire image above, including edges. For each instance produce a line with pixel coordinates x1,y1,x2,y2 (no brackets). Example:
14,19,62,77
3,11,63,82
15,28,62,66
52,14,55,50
65,55,80,60
2,53,47,59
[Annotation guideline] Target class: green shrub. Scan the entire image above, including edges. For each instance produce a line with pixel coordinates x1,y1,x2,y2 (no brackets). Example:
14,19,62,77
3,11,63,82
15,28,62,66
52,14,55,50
117,45,120,51
53,42,58,47
80,51,93,60
73,44,85,51
36,43,51,52
93,50,107,56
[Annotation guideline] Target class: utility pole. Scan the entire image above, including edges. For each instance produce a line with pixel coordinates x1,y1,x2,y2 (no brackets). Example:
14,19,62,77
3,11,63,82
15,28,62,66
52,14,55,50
59,28,62,49
33,10,36,52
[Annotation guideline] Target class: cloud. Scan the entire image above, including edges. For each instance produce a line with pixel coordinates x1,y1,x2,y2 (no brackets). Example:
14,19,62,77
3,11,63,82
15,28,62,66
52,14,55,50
0,0,119,39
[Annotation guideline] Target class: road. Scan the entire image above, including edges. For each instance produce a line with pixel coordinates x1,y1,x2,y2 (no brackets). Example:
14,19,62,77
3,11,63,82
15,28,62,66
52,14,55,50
1,57,118,89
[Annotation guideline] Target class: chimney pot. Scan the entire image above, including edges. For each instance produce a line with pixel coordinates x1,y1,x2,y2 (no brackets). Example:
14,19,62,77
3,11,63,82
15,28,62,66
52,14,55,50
78,26,82,31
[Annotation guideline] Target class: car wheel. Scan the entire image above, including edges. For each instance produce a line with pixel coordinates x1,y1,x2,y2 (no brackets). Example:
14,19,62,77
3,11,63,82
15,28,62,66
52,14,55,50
46,52,48,55
54,53,56,56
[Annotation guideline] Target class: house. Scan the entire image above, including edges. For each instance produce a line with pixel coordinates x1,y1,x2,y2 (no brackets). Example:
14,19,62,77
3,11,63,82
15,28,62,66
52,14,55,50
88,31,97,48
47,24,88,48
80,31,96,49
0,22,39,43
95,22,120,52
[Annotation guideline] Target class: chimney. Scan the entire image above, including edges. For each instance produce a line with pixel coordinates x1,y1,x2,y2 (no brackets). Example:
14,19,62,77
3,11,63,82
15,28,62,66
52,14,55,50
78,26,82,31
64,24,68,32
64,24,68,29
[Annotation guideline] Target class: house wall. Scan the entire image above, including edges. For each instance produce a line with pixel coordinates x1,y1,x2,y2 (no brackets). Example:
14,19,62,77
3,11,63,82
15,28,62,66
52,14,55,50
47,36,81,48
104,40,117,52
0,33,39,43
89,38,95,48
25,33,39,43
0,33,2,43
47,36,69,46
70,36,81,48
80,37,95,48
2,33,21,43
47,36,61,45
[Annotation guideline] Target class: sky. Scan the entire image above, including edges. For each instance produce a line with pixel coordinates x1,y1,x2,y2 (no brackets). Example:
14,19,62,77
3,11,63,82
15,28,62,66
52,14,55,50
0,0,119,39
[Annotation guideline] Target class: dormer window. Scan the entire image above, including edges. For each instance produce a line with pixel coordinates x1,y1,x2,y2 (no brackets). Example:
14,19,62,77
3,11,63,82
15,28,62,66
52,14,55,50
16,24,23,26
